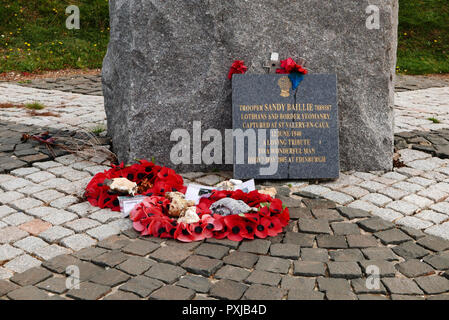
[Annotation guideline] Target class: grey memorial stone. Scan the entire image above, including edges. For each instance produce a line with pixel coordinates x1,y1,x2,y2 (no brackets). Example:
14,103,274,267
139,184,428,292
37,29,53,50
103,0,398,172
232,74,339,179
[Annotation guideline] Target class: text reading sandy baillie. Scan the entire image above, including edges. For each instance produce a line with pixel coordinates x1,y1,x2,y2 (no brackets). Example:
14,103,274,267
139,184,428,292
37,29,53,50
182,304,268,318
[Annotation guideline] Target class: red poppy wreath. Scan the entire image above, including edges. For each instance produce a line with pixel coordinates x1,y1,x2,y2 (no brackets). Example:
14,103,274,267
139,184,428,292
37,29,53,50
85,160,290,242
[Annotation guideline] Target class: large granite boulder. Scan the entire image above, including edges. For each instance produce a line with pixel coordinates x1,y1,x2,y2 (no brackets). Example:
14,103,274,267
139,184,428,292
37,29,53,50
103,0,398,173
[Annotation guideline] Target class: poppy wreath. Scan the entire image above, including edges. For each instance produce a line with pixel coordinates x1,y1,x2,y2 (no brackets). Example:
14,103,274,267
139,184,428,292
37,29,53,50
130,189,290,242
85,160,186,211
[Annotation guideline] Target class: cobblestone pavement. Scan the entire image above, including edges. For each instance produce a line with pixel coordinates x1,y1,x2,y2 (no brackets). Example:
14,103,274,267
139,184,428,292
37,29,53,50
1,195,448,300
395,74,449,92
1,76,449,299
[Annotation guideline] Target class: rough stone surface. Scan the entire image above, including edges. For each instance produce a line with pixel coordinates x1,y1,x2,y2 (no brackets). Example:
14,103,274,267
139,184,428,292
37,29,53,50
102,0,398,171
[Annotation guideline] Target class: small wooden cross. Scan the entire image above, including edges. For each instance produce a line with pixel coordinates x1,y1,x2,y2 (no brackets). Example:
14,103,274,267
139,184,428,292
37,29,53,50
263,52,280,74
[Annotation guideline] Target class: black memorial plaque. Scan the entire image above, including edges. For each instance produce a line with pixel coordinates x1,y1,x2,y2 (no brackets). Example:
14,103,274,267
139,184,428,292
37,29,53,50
232,74,339,179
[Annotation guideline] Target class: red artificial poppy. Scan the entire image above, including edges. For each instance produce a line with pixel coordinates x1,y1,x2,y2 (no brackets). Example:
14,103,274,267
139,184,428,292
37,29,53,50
174,222,205,242
228,60,248,79
276,57,308,75
241,220,257,240
200,214,224,238
224,215,247,242
266,216,283,236
254,217,272,239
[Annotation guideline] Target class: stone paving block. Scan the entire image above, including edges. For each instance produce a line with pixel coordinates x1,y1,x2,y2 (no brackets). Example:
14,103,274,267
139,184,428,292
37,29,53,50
195,243,229,260
164,239,202,251
120,239,159,256
424,223,449,241
67,201,99,217
359,260,397,277
358,180,386,193
361,193,392,207
346,234,379,248
150,285,195,300
0,244,23,263
418,188,448,202
18,219,51,236
177,275,212,293
400,226,426,240
209,279,248,300
336,206,371,219
66,281,111,300
26,171,55,184
0,267,13,280
255,256,290,274
423,254,449,270
37,277,70,294
181,255,223,277
392,241,431,260
7,285,50,300
13,235,48,254
329,249,364,262
396,259,435,278
288,289,324,300
90,268,130,287
300,248,328,262
96,235,131,250
86,224,120,241
88,209,123,223
39,226,74,242
311,208,344,222
239,239,271,254
103,291,141,300
0,177,32,191
280,276,315,291
243,284,283,300
50,195,78,209
415,276,449,295
64,261,104,282
322,191,354,205
0,191,24,204
299,185,331,197
347,200,379,212
283,232,315,247
215,265,251,282
378,187,410,200
32,161,62,170
371,208,404,223
0,279,20,296
357,218,395,233
4,254,41,273
222,251,259,269
397,216,433,230
42,254,81,274
382,278,424,295
33,189,64,203
269,243,300,259
327,261,362,279
386,200,419,215
339,186,370,199
317,277,351,292
415,210,449,224
288,207,313,219
10,197,43,211
10,167,40,177
61,234,97,251
402,194,434,209
26,206,60,218
117,256,155,276
351,278,387,294
0,205,15,219
374,228,413,245
293,261,326,277
2,212,33,226
9,266,52,286
150,246,192,265
326,291,357,300
42,209,77,225
34,244,71,260
0,226,28,244
316,235,348,249
302,198,336,209
331,222,360,235
298,218,331,234
245,270,281,286
65,218,101,232
119,275,164,298
144,262,186,284
92,250,129,268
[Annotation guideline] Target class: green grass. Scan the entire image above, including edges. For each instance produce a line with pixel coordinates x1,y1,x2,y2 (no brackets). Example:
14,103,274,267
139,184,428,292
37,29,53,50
0,0,448,75
90,124,106,135
25,102,45,110
0,0,109,73
428,117,441,123
397,0,449,74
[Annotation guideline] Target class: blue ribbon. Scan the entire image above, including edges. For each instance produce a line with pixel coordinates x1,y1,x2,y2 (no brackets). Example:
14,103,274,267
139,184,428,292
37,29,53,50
288,72,305,91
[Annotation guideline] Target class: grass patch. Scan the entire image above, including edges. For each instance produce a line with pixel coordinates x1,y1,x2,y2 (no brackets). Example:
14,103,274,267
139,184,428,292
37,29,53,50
25,102,45,110
397,0,449,74
1,0,448,75
428,117,441,123
90,125,105,135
